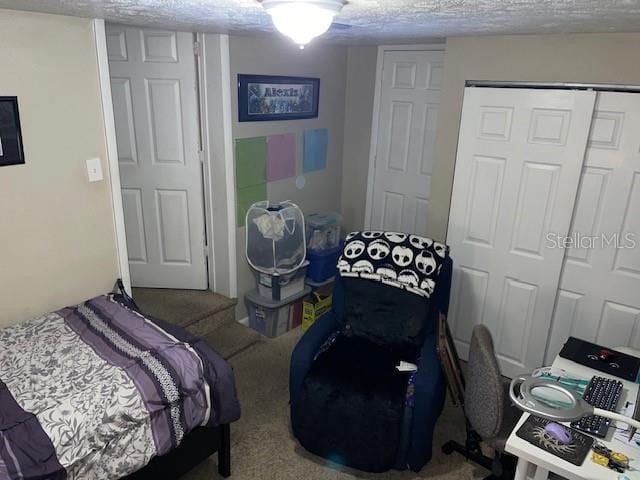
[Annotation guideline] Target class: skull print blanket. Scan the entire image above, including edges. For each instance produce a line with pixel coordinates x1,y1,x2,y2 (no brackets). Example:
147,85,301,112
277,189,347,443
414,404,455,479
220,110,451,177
0,294,240,480
338,231,449,298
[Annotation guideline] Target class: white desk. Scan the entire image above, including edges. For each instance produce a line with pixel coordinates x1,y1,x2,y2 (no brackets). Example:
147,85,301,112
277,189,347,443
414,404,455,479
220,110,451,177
505,347,640,480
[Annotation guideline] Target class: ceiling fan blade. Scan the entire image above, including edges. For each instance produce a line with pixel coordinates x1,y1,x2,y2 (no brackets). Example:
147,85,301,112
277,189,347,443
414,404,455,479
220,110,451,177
329,22,353,31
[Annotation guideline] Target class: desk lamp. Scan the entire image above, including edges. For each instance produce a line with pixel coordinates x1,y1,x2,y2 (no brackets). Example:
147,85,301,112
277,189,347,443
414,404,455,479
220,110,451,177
509,375,640,430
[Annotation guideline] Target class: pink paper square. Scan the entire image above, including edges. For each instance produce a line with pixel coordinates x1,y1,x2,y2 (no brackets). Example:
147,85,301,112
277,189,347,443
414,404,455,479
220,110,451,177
267,133,296,182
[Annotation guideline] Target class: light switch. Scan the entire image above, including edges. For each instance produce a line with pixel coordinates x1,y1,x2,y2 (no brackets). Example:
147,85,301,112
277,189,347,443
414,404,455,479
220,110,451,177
86,157,103,182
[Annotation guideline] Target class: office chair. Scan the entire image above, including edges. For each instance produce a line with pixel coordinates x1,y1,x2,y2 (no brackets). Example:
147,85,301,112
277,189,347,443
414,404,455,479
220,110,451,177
442,324,520,479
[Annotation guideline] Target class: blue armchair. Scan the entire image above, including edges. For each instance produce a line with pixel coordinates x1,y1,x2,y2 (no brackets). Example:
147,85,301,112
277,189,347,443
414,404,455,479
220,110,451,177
290,232,452,473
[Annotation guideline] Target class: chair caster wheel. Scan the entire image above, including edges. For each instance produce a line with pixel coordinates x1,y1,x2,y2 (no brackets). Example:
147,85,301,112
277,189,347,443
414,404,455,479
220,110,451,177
442,442,454,455
491,456,504,478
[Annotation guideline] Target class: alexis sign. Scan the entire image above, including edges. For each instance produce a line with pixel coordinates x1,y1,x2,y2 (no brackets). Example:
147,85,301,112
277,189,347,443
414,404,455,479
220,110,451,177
238,74,320,122
261,86,304,98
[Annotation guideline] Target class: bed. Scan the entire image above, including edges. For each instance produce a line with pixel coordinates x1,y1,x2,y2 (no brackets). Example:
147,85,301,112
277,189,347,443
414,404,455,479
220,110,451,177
0,287,240,479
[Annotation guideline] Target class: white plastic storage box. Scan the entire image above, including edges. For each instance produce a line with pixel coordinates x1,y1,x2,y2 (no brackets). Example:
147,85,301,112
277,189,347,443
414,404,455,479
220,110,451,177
257,261,309,301
306,212,342,251
246,287,311,338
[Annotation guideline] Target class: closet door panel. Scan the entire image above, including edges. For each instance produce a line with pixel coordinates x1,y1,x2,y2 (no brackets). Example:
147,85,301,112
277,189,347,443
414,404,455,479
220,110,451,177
447,87,596,378
370,49,444,235
546,92,640,363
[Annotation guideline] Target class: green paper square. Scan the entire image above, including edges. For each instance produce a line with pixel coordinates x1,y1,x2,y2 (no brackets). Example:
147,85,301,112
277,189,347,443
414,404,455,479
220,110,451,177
236,137,267,188
237,183,267,227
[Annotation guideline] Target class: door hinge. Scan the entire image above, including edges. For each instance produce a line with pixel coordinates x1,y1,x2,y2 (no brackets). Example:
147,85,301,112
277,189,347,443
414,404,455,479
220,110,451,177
193,41,201,57
203,243,209,258
198,150,205,164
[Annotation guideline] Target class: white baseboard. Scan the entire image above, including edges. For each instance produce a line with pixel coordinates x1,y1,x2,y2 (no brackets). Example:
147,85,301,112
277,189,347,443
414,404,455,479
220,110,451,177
237,316,249,326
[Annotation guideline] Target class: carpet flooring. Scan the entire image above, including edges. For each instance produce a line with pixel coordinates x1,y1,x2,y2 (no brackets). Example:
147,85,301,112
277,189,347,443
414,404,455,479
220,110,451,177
184,327,490,480
132,288,235,328
131,287,262,364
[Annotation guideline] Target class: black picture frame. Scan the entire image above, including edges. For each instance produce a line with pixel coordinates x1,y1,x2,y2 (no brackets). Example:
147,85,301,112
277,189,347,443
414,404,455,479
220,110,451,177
237,74,320,122
0,97,25,167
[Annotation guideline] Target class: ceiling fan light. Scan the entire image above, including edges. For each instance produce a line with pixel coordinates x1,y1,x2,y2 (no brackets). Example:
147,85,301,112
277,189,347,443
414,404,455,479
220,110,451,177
263,0,343,48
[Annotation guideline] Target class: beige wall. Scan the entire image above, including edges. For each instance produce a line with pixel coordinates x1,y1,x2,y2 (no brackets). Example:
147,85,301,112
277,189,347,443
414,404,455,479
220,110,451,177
340,46,378,233
428,33,640,242
229,36,347,318
0,10,118,326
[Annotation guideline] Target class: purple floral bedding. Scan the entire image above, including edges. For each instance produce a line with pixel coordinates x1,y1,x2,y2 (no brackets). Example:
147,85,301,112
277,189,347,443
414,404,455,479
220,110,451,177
0,295,240,479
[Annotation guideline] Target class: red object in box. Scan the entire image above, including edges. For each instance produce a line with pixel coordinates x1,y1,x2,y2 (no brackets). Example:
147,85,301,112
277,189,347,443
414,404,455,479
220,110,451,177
289,300,303,329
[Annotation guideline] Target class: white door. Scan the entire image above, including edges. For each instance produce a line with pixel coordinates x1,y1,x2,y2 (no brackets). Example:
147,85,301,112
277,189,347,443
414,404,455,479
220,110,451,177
369,49,444,235
447,87,596,378
106,25,207,289
545,92,640,363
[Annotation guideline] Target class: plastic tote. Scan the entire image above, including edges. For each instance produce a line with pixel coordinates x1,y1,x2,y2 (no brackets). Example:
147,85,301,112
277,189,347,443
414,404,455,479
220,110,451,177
257,260,309,301
246,287,311,338
306,212,342,251
306,243,342,283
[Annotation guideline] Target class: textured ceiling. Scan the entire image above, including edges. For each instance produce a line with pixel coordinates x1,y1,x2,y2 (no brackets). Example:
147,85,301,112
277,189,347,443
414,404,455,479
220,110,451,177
2,0,640,44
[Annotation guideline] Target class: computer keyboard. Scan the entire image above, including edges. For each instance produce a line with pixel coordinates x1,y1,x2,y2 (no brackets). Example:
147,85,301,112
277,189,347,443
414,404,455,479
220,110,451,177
571,376,623,438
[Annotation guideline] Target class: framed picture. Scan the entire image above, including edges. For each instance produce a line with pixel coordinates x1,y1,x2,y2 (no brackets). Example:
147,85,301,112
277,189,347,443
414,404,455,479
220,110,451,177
0,97,25,167
238,74,320,122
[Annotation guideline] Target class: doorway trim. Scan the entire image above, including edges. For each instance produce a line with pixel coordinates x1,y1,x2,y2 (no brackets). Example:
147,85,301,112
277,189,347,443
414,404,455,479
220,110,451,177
94,21,238,298
197,33,238,298
93,18,131,294
466,80,640,92
363,43,446,230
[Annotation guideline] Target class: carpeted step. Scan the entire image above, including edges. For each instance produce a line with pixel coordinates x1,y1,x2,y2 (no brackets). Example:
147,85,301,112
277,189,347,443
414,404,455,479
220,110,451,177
132,288,236,338
203,321,263,360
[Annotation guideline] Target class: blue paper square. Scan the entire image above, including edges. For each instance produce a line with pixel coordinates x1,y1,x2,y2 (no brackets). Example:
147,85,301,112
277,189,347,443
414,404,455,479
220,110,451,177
303,128,328,173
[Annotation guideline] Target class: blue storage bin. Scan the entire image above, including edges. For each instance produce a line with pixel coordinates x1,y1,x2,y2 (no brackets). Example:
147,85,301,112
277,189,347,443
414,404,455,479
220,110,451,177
306,244,342,283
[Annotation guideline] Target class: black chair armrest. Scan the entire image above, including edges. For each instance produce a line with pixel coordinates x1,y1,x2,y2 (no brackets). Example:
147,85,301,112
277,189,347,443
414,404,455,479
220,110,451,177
289,311,341,412
406,331,447,471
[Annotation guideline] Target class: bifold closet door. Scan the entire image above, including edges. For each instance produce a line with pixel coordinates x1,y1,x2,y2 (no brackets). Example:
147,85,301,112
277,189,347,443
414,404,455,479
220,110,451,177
447,87,596,378
545,92,640,363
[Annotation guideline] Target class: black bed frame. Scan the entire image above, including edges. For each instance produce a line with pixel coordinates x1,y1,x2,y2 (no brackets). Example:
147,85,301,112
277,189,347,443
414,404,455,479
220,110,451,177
124,424,231,479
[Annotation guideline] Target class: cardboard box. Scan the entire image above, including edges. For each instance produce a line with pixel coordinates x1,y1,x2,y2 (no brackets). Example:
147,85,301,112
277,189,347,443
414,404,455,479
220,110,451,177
302,291,333,332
